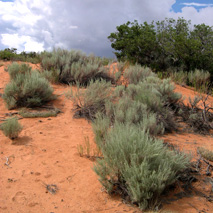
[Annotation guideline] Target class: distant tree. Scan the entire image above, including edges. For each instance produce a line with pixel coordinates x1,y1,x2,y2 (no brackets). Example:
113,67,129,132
190,24,213,76
109,18,213,81
0,48,16,60
108,20,159,69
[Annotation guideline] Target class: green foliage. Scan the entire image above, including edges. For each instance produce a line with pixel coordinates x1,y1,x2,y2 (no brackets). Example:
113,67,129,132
124,64,156,84
77,136,102,159
0,117,23,140
108,20,158,68
19,108,60,118
71,80,112,120
3,63,55,109
118,77,181,133
169,70,188,86
68,63,197,211
109,18,213,81
72,69,181,134
0,48,41,63
93,123,190,210
7,62,32,80
188,69,210,89
0,48,16,60
41,48,114,85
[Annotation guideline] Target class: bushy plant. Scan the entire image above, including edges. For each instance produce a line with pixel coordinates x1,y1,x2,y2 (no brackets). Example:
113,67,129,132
0,49,15,60
177,96,213,134
105,95,164,135
188,69,210,90
0,48,41,63
112,77,181,133
93,123,190,210
0,117,23,140
7,62,32,79
71,80,112,120
41,48,114,85
197,147,213,161
124,64,156,84
3,63,55,109
72,72,181,134
169,70,188,86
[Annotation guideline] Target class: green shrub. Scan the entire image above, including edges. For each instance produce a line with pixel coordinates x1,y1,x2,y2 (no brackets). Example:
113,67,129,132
41,48,114,85
0,49,41,63
0,117,23,140
112,77,181,133
71,80,112,120
188,69,210,89
169,70,188,86
0,50,15,60
71,71,181,134
105,95,164,135
7,62,32,79
94,123,190,210
177,96,213,134
3,63,55,109
124,64,156,84
41,68,60,83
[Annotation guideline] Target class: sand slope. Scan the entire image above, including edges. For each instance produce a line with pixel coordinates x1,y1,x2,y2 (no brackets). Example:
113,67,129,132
0,61,212,213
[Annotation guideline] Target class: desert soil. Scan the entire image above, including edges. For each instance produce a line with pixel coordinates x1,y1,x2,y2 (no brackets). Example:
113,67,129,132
0,61,213,213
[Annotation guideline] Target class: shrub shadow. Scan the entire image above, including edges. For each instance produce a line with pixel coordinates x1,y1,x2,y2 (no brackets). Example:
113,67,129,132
12,136,31,146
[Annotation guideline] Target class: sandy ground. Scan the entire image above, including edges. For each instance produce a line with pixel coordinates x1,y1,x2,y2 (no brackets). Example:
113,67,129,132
0,61,213,213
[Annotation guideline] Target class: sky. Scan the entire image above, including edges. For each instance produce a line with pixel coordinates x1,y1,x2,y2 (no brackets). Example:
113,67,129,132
0,0,213,57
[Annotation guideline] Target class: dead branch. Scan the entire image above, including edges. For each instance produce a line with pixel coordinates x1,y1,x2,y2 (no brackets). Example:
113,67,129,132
5,156,11,168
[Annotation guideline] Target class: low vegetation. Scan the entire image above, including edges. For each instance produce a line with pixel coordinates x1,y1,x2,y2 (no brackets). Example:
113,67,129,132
3,62,55,109
94,123,190,210
19,108,60,118
1,20,212,210
197,147,213,162
70,79,112,120
0,117,23,140
0,48,41,64
169,69,211,93
40,48,114,85
177,95,213,134
70,60,213,210
77,136,102,160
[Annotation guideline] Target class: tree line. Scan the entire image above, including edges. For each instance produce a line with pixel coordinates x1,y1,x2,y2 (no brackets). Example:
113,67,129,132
108,18,213,81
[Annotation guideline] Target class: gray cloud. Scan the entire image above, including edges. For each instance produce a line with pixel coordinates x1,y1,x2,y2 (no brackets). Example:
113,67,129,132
0,0,213,57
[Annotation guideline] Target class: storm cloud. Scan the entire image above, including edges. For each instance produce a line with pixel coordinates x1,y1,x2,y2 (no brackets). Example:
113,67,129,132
0,0,213,57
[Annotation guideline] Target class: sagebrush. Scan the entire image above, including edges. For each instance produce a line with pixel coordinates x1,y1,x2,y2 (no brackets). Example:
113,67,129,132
0,117,23,140
41,48,114,85
3,63,55,109
93,123,190,210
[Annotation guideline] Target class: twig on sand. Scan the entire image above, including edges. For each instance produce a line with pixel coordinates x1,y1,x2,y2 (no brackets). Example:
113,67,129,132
195,155,202,172
41,181,58,194
5,156,12,168
197,150,213,176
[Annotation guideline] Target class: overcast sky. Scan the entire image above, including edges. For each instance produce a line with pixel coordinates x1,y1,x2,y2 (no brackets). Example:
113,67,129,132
0,0,213,57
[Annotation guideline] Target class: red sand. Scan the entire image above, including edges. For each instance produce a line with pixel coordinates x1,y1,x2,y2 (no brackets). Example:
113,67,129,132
0,61,212,212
